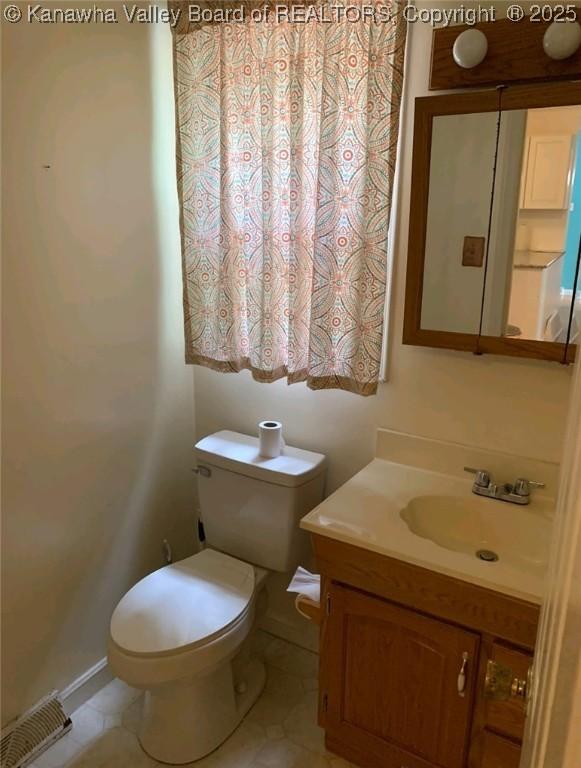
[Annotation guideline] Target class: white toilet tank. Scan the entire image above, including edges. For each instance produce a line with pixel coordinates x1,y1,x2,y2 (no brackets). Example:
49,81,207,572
194,431,326,572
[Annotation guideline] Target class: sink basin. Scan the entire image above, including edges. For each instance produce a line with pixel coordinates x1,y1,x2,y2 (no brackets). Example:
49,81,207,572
400,494,551,575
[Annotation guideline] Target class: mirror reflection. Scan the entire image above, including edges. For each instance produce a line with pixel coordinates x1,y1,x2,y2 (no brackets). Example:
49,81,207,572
485,105,581,343
419,104,581,349
421,112,497,335
567,252,581,349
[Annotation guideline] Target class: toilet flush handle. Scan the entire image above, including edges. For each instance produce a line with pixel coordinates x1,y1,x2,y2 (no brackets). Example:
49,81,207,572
162,539,173,564
192,466,212,478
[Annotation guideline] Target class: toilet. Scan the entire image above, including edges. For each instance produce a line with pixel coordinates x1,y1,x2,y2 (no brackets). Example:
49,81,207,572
108,430,326,765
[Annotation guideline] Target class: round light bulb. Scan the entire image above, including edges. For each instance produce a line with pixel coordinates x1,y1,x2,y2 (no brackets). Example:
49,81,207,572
543,20,581,60
452,29,488,69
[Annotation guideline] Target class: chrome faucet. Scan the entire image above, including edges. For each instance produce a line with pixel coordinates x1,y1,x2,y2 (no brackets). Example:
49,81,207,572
464,468,545,505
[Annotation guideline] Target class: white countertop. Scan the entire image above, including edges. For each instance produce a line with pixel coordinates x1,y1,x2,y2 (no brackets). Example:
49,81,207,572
301,458,554,605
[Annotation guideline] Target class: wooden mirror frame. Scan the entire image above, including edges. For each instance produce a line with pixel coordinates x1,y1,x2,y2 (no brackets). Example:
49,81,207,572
403,82,580,364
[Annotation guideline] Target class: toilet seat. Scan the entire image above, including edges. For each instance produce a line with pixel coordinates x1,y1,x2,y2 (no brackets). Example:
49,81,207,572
110,549,255,657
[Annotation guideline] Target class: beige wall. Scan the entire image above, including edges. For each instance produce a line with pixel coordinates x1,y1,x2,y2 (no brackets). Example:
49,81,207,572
1,10,196,724
194,13,573,495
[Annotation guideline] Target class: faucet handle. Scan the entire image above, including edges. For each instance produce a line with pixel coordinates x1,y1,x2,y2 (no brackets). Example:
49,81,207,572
464,467,491,488
513,478,545,497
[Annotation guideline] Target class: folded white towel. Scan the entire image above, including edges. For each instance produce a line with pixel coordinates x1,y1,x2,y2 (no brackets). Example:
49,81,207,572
286,567,321,603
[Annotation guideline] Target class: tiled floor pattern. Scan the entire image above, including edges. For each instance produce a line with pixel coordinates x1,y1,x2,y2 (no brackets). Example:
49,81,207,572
30,632,353,768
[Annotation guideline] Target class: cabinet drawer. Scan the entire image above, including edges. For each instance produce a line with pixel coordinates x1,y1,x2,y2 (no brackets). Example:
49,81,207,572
485,643,531,741
481,731,521,768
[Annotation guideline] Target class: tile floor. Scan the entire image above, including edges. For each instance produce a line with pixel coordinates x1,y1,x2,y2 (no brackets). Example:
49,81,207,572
29,632,353,768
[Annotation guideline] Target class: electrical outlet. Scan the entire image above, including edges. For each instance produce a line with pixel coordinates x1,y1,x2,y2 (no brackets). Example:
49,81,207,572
462,236,485,267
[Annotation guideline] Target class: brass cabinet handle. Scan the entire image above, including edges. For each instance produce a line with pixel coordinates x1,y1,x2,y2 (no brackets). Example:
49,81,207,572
511,676,527,698
457,652,469,697
485,659,528,701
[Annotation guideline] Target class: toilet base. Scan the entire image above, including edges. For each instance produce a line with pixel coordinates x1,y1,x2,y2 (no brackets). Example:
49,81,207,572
138,657,266,765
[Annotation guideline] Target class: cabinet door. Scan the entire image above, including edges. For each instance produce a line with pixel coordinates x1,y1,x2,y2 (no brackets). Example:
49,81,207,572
322,583,480,768
522,134,572,209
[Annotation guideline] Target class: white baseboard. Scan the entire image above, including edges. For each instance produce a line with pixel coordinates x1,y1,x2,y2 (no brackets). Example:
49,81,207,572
60,658,112,716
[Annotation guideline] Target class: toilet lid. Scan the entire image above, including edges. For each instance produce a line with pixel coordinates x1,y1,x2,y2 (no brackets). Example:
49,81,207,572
110,549,255,655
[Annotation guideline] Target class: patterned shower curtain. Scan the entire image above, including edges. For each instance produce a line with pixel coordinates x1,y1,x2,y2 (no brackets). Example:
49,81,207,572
172,1,406,395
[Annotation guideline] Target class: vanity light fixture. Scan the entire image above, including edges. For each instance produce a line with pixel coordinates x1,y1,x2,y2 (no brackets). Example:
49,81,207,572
543,20,581,60
452,29,488,69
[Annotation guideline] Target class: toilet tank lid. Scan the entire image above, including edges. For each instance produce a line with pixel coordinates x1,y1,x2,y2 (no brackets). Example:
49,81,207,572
195,430,326,488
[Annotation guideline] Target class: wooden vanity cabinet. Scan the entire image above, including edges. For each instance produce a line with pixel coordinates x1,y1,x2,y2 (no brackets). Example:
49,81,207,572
323,582,479,768
313,535,539,768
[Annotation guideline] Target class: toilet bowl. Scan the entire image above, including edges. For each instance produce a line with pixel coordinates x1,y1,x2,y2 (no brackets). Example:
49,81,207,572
109,430,326,764
109,549,268,764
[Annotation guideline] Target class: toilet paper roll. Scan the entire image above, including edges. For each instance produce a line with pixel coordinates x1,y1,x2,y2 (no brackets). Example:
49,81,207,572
258,420,284,458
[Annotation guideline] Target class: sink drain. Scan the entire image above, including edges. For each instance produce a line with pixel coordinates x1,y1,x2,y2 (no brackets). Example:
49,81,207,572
476,549,499,562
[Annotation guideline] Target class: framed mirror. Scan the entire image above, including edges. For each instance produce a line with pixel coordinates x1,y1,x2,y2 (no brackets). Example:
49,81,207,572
404,83,581,363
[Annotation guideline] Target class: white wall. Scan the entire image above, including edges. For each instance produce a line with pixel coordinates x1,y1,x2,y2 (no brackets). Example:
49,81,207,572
422,112,497,334
1,10,196,725
193,14,573,497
